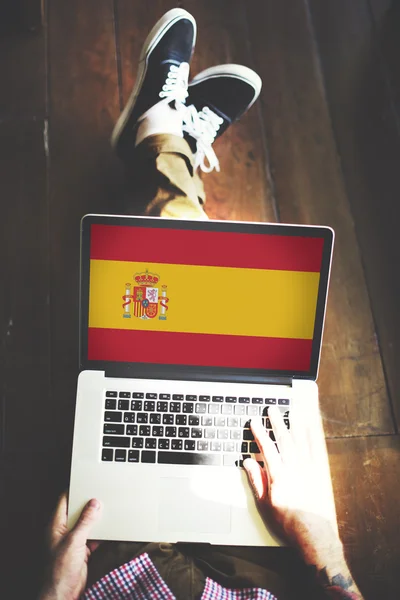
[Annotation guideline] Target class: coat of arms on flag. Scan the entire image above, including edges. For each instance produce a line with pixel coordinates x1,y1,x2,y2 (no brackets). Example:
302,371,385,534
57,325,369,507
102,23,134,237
122,270,169,320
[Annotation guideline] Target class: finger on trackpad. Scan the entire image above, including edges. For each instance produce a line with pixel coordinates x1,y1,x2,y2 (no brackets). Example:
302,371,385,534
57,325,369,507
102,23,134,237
158,477,231,534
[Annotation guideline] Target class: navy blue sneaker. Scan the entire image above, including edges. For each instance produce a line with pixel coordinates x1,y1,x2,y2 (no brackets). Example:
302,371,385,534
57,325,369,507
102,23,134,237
111,8,197,157
182,65,262,172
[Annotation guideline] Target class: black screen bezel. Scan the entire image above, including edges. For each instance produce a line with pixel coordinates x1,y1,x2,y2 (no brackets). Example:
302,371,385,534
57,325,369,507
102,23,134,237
79,214,334,383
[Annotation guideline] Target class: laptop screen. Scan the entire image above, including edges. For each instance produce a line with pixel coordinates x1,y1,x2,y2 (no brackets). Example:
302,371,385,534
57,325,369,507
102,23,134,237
80,216,333,380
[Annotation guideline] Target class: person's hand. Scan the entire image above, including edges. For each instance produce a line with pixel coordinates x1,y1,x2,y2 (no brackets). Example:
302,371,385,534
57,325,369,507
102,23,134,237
244,403,341,560
39,493,102,600
244,404,364,598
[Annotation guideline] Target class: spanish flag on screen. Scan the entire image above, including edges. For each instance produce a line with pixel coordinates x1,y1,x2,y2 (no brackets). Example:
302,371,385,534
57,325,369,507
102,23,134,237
87,225,324,372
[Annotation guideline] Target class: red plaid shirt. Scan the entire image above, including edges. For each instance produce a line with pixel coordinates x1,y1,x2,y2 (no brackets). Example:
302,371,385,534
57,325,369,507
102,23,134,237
82,552,277,600
83,552,360,599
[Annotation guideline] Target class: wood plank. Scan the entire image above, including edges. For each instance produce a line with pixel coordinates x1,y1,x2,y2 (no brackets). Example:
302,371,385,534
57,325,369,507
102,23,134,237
48,0,121,450
369,0,400,116
116,0,275,222
0,0,43,32
246,0,392,437
19,0,43,31
0,450,70,599
0,119,51,451
308,0,400,429
369,0,393,24
328,435,400,600
0,4,45,117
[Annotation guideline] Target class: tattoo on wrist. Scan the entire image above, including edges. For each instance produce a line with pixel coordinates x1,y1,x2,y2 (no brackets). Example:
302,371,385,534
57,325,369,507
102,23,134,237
308,565,362,599
320,567,353,590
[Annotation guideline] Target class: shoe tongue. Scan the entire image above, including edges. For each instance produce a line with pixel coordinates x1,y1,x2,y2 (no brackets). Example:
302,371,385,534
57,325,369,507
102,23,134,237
160,58,182,68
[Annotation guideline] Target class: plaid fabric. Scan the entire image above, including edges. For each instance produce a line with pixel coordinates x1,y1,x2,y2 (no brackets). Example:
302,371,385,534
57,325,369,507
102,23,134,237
82,553,175,600
83,552,278,600
202,577,277,600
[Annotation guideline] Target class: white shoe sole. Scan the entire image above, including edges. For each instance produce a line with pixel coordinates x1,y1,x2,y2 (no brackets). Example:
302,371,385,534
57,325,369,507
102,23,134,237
111,8,197,151
189,64,262,112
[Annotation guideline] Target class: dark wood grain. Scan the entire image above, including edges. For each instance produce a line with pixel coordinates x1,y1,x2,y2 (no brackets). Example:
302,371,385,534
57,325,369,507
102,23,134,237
18,0,43,31
369,0,394,27
0,4,45,116
308,0,400,429
245,0,392,438
0,0,43,31
328,435,400,600
0,450,70,599
369,0,400,117
1,3,399,598
0,120,51,451
47,0,121,451
115,0,275,222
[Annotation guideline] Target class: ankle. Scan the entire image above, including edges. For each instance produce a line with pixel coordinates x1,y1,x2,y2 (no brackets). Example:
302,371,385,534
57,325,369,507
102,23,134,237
135,101,184,147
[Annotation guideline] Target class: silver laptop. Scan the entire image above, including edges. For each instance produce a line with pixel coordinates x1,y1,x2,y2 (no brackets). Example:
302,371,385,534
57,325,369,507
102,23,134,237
68,214,334,546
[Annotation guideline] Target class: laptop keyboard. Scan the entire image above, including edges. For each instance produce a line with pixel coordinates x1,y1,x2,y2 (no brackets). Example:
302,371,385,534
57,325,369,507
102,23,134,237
102,391,291,467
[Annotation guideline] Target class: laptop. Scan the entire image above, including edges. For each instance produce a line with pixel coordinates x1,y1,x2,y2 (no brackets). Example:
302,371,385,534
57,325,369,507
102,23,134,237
68,214,334,546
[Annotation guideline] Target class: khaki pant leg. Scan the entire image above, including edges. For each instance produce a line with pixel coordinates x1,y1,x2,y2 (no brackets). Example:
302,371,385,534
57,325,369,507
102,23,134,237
122,134,207,219
179,543,317,600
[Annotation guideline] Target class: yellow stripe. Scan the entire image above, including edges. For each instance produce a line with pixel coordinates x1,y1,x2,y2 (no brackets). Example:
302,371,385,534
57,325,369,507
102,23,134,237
88,260,320,339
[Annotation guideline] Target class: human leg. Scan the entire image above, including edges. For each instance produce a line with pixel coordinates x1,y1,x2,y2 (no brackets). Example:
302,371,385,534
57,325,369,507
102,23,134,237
87,542,205,600
122,132,207,219
121,63,262,218
113,20,261,218
178,543,311,600
119,65,263,219
109,5,207,220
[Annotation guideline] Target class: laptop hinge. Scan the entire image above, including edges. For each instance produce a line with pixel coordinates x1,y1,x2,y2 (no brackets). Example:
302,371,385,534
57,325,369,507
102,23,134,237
103,364,293,387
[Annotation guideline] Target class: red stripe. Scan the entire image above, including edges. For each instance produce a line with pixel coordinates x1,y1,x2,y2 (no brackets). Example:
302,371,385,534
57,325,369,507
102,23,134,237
88,328,312,372
90,224,324,272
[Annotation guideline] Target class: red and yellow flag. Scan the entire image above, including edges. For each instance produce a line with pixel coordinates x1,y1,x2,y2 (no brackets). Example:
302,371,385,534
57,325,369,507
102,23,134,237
87,224,324,372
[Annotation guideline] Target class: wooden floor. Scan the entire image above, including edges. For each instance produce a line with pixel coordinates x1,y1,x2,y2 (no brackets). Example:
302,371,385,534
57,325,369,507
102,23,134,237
1,1,400,598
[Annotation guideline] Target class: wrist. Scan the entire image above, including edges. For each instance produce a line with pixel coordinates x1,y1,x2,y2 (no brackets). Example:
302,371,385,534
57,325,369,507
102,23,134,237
298,534,345,569
284,515,343,567
299,542,363,598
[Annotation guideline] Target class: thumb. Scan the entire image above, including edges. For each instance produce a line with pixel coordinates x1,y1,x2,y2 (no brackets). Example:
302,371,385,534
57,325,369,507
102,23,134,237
49,492,68,549
243,458,267,501
70,499,102,547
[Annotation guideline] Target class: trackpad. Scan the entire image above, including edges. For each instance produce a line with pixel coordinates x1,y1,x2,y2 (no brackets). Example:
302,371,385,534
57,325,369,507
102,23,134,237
159,477,231,534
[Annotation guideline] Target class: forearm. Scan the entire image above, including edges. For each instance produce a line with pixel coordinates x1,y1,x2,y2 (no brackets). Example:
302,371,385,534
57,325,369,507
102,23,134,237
38,584,77,600
38,579,63,600
38,586,57,600
299,538,363,599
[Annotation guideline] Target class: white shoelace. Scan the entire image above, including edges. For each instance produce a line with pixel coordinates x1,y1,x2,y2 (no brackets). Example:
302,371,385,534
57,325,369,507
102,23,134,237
181,104,224,173
159,62,190,104
138,63,190,122
138,62,223,173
